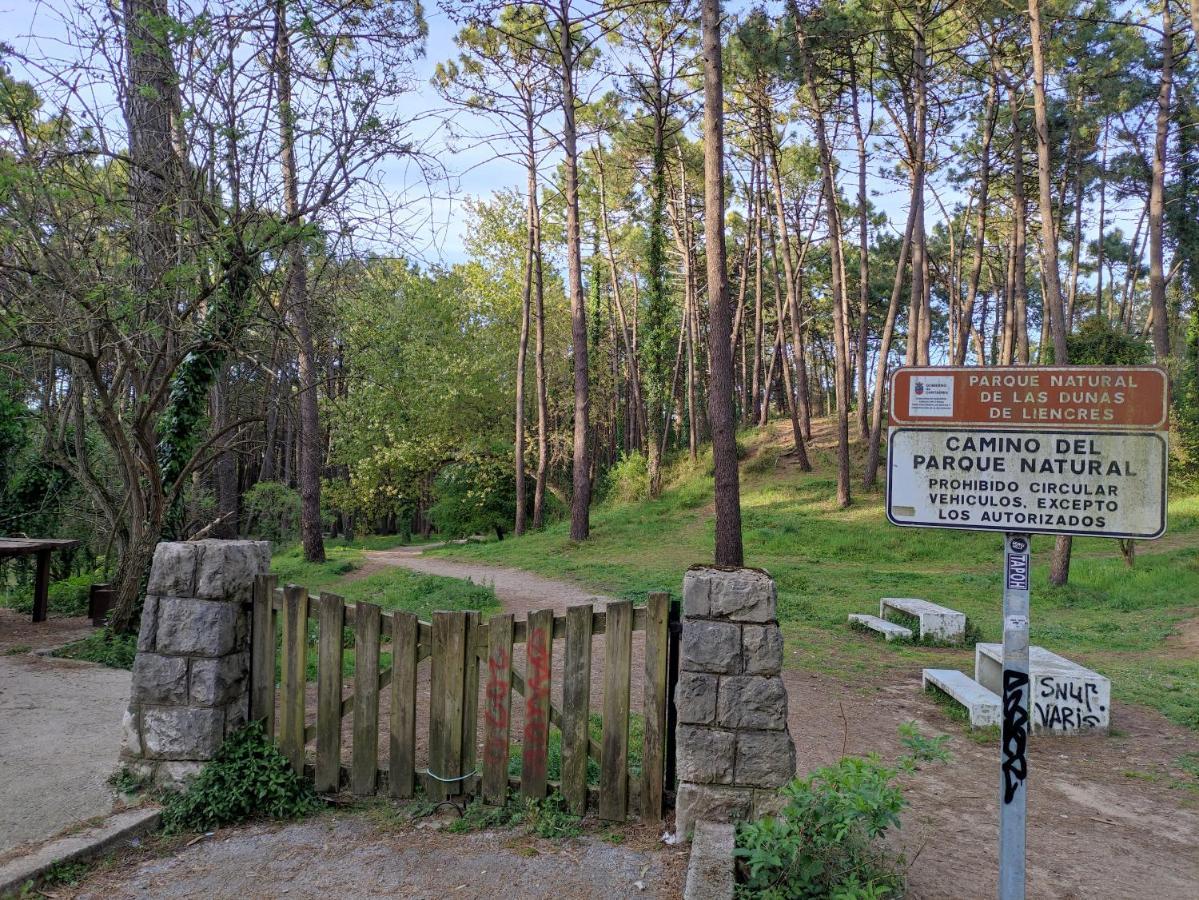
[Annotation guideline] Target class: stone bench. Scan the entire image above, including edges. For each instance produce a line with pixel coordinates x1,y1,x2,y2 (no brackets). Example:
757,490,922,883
848,613,912,642
880,597,966,643
922,668,1001,727
975,643,1110,733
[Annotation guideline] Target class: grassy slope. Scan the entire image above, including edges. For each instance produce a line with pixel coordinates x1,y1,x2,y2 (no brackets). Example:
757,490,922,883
432,421,1199,730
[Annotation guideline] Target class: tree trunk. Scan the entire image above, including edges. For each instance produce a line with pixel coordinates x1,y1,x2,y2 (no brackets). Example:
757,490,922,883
274,0,324,563
794,5,850,507
532,186,549,528
560,1,591,541
1011,87,1030,365
863,181,919,489
701,0,743,567
1148,2,1174,362
849,54,871,440
514,150,535,536
955,73,997,365
1028,0,1073,585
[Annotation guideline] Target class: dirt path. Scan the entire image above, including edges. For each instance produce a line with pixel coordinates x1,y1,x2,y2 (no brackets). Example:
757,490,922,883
0,611,128,857
69,813,687,900
350,549,1199,899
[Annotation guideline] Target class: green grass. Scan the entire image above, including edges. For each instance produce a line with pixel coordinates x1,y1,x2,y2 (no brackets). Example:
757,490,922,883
270,537,501,682
52,628,137,669
432,423,1199,730
0,570,105,618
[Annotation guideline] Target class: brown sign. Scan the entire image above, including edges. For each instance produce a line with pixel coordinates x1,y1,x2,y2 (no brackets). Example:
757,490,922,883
889,366,1168,429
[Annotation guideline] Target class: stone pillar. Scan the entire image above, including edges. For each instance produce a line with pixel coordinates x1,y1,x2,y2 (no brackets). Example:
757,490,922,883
675,566,796,838
120,540,271,786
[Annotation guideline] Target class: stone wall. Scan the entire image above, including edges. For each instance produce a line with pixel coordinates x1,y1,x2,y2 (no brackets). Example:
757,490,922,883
675,566,796,838
120,540,270,786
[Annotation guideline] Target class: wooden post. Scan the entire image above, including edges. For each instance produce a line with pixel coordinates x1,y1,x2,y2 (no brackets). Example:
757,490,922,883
31,549,51,623
482,613,514,804
642,593,670,823
562,604,593,815
600,600,633,821
279,584,309,775
352,601,382,796
462,610,480,794
389,611,418,800
521,607,553,802
429,611,467,802
250,575,278,736
315,593,345,793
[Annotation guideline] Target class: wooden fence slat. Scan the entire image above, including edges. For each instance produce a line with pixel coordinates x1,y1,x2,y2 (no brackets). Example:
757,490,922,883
642,593,670,823
561,604,593,815
389,611,418,799
279,584,309,775
315,593,345,793
600,600,633,821
429,612,467,801
352,601,382,796
462,611,480,782
482,613,514,804
250,575,277,735
521,608,554,802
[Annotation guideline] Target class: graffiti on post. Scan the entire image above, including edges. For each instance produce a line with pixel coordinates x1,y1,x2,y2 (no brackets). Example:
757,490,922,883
522,624,551,782
1001,669,1030,803
483,645,510,769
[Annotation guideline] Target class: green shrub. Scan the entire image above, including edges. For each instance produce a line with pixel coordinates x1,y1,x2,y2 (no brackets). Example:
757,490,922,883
429,445,516,540
160,722,319,834
735,755,906,899
447,792,581,839
0,571,102,617
243,481,302,542
603,452,650,505
52,629,137,669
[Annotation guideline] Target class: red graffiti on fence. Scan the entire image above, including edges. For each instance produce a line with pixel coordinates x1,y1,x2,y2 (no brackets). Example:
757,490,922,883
522,624,551,782
483,646,510,769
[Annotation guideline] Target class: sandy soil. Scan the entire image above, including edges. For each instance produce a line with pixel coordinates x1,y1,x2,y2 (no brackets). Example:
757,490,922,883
0,610,128,856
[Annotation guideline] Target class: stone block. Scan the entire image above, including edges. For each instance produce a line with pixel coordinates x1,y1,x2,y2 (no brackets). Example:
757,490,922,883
130,652,189,704
137,596,159,652
155,597,238,657
142,706,225,759
683,569,712,617
154,760,205,788
119,708,142,758
717,676,788,730
676,782,753,839
677,725,735,785
742,624,783,676
194,540,271,602
682,620,741,675
752,788,789,820
684,821,735,900
676,672,719,725
224,697,248,736
735,729,796,788
146,543,199,598
189,652,248,707
706,568,776,623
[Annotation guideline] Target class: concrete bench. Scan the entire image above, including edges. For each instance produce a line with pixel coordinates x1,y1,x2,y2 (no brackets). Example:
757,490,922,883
880,597,966,643
975,643,1110,733
923,668,1001,727
848,613,912,641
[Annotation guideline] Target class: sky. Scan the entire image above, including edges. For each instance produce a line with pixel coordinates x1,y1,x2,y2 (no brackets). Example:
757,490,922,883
0,0,1146,279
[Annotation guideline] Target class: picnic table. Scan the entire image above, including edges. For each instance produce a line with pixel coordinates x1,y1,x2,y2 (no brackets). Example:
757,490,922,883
0,538,84,622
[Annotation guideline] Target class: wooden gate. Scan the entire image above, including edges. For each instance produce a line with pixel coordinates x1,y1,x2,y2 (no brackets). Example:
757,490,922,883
248,575,677,823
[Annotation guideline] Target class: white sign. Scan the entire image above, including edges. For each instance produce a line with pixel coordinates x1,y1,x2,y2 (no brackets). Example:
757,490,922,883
886,428,1167,539
908,374,954,417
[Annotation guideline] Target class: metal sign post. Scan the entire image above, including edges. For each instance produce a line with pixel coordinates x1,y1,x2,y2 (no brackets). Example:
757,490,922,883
999,533,1031,900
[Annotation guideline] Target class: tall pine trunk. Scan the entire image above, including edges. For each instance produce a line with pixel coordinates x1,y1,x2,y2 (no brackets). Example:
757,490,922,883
702,0,743,567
